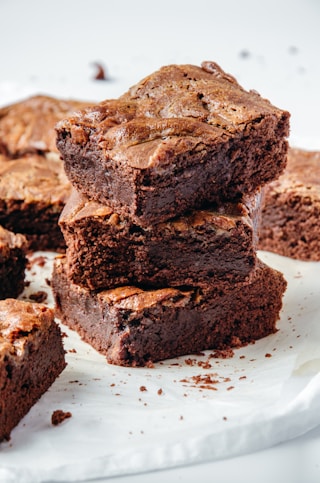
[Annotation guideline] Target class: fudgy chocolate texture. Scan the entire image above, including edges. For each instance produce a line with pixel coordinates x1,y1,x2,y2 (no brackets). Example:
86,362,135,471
0,153,71,251
60,189,261,290
259,148,320,261
0,299,66,442
56,61,290,226
0,226,27,299
52,256,286,367
0,95,90,157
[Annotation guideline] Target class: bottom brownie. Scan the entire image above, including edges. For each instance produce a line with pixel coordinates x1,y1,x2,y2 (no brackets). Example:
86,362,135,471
0,299,66,442
0,226,27,300
52,256,286,367
259,148,320,260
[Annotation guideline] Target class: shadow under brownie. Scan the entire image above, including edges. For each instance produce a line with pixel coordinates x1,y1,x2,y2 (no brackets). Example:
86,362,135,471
52,255,286,367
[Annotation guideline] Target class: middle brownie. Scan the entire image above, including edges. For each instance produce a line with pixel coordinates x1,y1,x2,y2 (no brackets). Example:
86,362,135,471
59,189,261,291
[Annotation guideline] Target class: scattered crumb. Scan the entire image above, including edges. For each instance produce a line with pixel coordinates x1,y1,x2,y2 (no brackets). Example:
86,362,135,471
29,291,47,303
223,416,228,421
265,353,272,358
157,388,163,395
227,386,234,391
139,385,147,392
179,415,184,420
68,348,77,353
210,349,234,359
51,409,72,426
45,278,51,286
24,280,31,287
29,255,47,267
239,376,247,380
92,62,108,80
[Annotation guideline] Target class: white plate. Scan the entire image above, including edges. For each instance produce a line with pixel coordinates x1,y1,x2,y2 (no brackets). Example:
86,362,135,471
0,250,320,482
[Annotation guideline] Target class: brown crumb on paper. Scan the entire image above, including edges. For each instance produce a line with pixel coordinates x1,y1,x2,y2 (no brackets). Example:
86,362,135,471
139,385,147,392
92,62,108,80
29,291,47,303
51,409,72,426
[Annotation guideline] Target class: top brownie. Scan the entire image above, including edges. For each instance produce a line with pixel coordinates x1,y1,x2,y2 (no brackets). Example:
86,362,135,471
0,95,90,157
56,61,290,226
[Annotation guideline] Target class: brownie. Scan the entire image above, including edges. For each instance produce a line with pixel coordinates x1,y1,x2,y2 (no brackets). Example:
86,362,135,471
0,226,27,299
0,299,66,442
0,153,71,251
0,95,90,157
60,189,261,290
56,61,290,226
259,148,320,260
52,255,287,367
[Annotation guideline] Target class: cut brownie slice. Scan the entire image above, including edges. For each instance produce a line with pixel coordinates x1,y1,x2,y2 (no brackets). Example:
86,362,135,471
259,148,320,260
0,226,27,300
0,299,66,442
56,61,290,226
60,189,261,290
52,255,286,367
0,153,71,251
0,95,90,157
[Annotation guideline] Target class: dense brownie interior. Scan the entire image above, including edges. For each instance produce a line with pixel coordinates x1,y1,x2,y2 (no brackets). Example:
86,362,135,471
0,299,66,442
52,256,286,367
56,62,290,226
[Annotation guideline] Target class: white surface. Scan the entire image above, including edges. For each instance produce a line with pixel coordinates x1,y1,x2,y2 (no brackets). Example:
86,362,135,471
0,1,320,482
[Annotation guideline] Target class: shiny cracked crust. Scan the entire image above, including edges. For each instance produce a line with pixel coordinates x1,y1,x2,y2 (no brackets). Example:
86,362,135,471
56,61,290,225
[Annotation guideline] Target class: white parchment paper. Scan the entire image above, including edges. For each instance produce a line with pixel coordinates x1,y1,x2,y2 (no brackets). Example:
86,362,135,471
0,251,320,482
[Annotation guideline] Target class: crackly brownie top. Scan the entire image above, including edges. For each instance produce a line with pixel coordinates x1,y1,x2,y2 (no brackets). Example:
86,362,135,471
0,153,71,204
0,95,91,156
0,225,27,252
56,61,289,169
269,148,320,196
61,188,260,234
0,299,54,361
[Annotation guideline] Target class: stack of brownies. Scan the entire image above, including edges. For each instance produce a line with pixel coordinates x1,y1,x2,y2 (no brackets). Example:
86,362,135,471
52,61,290,367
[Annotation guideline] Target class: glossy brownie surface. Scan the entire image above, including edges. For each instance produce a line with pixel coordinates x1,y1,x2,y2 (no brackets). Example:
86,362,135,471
56,62,290,225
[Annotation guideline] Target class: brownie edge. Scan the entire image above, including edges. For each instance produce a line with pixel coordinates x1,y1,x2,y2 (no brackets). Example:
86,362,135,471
52,256,287,367
0,299,66,442
56,61,289,226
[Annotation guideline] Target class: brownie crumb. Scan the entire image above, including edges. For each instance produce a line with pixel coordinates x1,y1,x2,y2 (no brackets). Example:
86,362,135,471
24,280,31,287
157,388,163,395
29,291,47,303
51,409,72,426
68,348,77,353
210,349,235,359
45,278,51,286
30,255,47,267
265,353,272,358
139,385,147,392
92,62,108,81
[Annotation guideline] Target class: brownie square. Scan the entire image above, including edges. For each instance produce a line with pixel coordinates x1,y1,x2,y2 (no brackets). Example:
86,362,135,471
0,95,90,157
0,153,71,251
0,226,27,300
56,61,290,226
60,189,261,290
259,148,320,260
0,299,66,442
52,255,286,367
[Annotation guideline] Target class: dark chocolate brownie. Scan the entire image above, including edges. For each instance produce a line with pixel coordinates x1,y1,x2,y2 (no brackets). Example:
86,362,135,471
0,95,90,157
0,153,71,251
0,226,27,299
52,255,286,367
60,189,261,290
56,61,290,226
0,299,66,442
259,148,320,260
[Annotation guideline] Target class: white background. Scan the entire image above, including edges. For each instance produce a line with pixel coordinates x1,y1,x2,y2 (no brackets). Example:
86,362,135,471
0,1,320,482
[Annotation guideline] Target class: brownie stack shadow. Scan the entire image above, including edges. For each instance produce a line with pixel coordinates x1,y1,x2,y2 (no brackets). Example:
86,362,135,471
52,61,290,367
